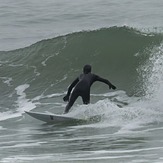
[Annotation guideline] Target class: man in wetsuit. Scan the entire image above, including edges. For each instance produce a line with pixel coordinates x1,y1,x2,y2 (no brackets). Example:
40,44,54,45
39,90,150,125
63,65,116,113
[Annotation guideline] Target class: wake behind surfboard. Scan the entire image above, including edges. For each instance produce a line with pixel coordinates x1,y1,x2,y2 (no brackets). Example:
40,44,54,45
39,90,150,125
25,111,84,124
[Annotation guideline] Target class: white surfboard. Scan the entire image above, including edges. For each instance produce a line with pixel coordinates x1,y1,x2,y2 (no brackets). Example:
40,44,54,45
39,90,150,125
25,111,83,123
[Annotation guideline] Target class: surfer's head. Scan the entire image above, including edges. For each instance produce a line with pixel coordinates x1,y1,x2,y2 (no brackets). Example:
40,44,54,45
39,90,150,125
83,64,91,74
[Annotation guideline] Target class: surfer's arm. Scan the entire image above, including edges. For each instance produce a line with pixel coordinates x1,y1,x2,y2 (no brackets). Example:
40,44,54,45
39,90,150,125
63,78,79,101
67,78,79,95
95,75,116,90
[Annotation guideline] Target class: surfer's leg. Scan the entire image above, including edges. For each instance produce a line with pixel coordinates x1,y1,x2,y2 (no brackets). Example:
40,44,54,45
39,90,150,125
64,91,79,114
81,92,90,105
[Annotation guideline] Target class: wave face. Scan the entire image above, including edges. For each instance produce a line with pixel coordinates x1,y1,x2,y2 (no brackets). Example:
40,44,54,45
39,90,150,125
0,26,163,114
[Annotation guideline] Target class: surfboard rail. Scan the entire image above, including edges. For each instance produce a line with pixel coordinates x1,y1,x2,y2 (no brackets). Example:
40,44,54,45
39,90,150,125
25,111,83,123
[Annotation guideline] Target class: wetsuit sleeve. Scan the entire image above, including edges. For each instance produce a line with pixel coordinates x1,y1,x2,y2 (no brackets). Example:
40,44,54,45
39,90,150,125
67,77,79,96
95,75,116,90
63,77,79,102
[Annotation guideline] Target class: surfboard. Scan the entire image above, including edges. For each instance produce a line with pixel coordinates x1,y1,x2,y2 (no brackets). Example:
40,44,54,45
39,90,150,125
25,111,83,124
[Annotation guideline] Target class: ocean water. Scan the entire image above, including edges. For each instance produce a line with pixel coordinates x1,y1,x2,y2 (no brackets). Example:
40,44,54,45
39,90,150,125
0,0,163,162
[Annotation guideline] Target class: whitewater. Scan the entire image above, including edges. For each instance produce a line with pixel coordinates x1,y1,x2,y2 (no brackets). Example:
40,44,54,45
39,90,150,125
0,0,163,162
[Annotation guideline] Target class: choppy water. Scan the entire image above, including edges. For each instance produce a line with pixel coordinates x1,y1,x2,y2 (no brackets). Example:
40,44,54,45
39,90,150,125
0,0,163,162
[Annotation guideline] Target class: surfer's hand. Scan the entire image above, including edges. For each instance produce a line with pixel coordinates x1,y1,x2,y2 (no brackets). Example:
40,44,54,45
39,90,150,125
63,95,69,102
112,85,116,90
109,84,116,90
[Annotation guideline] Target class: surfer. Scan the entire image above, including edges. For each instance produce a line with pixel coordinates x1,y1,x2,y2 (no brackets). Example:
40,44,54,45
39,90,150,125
63,64,116,113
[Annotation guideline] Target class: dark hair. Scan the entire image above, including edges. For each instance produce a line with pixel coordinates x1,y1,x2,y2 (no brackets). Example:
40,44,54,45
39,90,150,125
83,65,92,74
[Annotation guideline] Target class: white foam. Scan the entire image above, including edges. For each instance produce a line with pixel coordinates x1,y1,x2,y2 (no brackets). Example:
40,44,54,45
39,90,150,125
134,43,163,126
68,98,119,119
140,43,163,101
15,84,36,113
30,66,40,76
32,92,63,102
1,154,54,163
41,55,54,66
67,90,162,134
0,77,13,86
0,111,21,121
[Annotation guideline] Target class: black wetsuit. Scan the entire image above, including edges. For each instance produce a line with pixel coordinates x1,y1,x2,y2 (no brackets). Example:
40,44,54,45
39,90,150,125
63,72,116,113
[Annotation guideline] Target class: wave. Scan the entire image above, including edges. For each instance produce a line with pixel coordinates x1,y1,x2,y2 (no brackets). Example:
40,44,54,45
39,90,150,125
0,26,163,122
